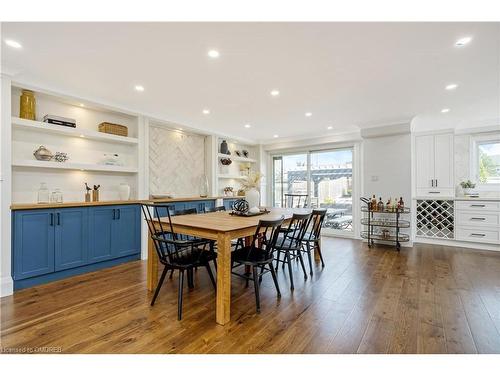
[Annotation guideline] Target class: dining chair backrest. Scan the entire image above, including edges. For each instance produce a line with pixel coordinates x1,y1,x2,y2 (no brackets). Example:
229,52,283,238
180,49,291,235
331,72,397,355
284,193,309,208
306,209,327,241
279,212,311,249
205,205,226,213
249,216,285,259
174,207,197,216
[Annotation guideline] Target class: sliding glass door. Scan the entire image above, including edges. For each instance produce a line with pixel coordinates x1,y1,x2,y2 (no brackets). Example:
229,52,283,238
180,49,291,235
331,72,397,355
272,147,354,236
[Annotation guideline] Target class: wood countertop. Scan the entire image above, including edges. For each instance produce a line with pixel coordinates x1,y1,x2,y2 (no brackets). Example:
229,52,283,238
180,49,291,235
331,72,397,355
10,196,241,210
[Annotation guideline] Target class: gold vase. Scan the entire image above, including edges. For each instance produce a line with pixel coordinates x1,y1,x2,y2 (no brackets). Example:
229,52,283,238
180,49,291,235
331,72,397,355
20,90,36,120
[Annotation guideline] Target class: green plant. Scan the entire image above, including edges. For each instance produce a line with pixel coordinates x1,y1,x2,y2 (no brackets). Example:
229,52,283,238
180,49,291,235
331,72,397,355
459,180,476,189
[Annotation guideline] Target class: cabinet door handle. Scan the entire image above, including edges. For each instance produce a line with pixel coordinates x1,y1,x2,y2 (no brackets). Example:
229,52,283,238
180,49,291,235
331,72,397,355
113,209,116,220
117,209,121,220
431,179,434,187
57,213,61,225
50,213,54,226
470,233,486,237
429,191,440,194
470,217,486,221
435,179,438,187
470,204,485,208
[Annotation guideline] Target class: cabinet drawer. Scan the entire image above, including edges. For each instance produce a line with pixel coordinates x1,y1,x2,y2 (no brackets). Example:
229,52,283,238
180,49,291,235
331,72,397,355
416,188,454,198
455,200,500,212
456,211,499,228
456,227,500,244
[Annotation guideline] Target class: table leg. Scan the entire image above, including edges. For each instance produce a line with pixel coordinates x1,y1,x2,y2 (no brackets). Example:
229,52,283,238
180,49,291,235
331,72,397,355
216,232,232,325
147,233,158,291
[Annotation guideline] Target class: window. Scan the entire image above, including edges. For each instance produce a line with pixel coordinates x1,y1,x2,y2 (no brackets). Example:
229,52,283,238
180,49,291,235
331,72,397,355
471,133,500,187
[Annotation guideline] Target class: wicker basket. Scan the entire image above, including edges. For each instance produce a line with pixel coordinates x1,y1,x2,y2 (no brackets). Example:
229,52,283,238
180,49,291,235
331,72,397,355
98,122,128,137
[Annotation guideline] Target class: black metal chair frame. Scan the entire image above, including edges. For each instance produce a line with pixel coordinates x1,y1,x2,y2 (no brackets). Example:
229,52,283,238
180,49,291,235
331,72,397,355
274,213,311,290
204,205,226,213
283,193,309,208
141,203,216,320
301,209,327,275
231,216,284,312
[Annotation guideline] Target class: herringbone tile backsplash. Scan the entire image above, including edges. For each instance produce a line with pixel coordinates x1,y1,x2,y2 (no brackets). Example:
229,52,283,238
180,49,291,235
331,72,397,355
149,126,206,196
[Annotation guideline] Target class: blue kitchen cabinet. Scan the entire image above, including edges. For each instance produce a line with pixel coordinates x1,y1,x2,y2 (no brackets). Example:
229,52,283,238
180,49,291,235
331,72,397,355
54,208,88,271
112,205,141,257
223,198,238,210
88,206,115,263
13,209,55,280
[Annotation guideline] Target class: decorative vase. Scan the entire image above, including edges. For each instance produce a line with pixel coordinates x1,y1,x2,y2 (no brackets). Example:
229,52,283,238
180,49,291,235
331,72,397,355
20,90,36,120
220,140,229,155
33,145,53,161
463,187,474,196
199,175,209,197
119,183,131,200
245,188,260,210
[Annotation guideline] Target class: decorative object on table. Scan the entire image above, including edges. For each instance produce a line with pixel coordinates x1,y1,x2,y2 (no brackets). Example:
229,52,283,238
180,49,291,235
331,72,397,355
50,188,63,203
101,153,123,166
42,114,76,128
219,140,230,155
98,122,128,137
231,199,249,213
223,186,234,197
19,89,36,120
220,157,232,166
92,185,100,202
242,149,249,158
198,175,209,198
460,180,477,196
240,171,262,210
33,145,54,161
84,183,92,202
237,188,245,196
53,152,69,162
37,182,50,203
234,150,242,157
119,183,131,200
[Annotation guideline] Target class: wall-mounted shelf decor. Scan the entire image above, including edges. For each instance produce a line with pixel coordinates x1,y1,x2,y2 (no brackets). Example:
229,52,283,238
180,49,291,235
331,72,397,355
360,197,410,251
415,199,454,239
217,153,256,163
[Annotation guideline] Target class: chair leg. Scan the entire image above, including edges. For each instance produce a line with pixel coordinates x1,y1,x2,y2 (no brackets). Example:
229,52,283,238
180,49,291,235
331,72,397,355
316,241,325,267
252,266,261,313
151,266,169,306
285,251,295,291
205,263,216,289
259,265,265,284
178,270,185,320
269,264,281,297
187,268,194,289
306,243,313,276
275,250,281,273
297,249,308,279
169,269,174,279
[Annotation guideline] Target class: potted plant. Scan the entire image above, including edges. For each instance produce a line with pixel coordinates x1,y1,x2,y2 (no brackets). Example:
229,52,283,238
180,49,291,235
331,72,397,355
460,180,476,195
240,171,262,211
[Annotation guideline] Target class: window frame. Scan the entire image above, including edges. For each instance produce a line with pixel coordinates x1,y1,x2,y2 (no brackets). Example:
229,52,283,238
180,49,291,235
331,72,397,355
470,132,500,191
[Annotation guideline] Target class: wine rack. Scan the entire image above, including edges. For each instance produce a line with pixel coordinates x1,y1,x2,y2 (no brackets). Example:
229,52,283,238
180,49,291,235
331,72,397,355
416,199,454,239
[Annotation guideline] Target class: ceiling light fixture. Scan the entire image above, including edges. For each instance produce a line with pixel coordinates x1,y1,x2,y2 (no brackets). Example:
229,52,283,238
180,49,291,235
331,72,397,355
207,49,220,58
445,83,458,90
5,39,22,49
134,85,145,92
441,108,450,113
455,37,472,47
202,109,210,115
79,103,85,107
270,90,280,96
327,126,333,130
244,124,251,128
273,134,279,138
305,112,312,117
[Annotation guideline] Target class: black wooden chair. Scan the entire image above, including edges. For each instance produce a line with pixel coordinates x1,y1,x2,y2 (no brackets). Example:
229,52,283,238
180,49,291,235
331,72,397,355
141,203,216,320
301,209,327,275
231,216,284,313
274,213,311,290
204,205,226,213
284,193,309,208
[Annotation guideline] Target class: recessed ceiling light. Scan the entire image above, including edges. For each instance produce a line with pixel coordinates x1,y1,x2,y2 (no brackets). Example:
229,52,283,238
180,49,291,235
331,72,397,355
305,112,312,117
445,84,458,90
273,134,279,138
327,126,333,130
79,103,85,107
134,85,145,92
244,124,251,128
455,37,472,47
202,109,210,115
178,127,183,131
80,135,85,138
207,50,220,58
270,90,280,97
441,108,450,113
5,39,22,49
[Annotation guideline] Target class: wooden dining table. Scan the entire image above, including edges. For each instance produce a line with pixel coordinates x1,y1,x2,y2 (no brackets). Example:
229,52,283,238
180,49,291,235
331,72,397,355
146,207,312,325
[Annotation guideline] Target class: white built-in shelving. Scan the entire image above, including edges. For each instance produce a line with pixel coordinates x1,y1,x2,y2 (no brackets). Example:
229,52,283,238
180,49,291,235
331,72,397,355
12,159,138,174
217,153,256,163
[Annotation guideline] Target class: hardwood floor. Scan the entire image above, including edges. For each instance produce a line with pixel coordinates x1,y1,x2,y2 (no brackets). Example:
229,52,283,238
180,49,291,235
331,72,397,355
2,238,500,354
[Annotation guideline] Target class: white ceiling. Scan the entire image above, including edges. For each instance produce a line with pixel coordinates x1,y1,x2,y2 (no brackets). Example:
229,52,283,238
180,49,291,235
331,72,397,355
2,22,499,142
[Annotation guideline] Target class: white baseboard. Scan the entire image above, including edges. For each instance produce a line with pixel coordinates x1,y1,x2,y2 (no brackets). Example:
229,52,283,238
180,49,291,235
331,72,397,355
1,276,14,297
414,236,500,252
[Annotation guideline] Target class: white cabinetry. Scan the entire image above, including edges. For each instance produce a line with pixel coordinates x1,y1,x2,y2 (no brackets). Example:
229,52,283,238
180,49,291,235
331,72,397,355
455,200,500,244
415,132,454,197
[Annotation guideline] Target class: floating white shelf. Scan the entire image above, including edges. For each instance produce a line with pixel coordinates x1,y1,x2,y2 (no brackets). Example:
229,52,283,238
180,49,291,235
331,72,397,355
12,117,139,145
217,174,247,180
13,159,138,173
217,153,256,163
